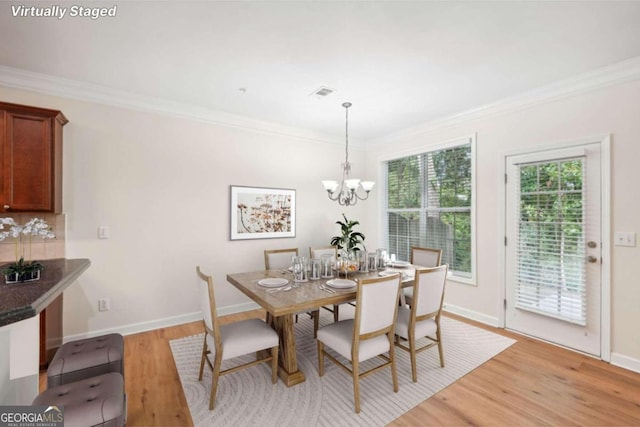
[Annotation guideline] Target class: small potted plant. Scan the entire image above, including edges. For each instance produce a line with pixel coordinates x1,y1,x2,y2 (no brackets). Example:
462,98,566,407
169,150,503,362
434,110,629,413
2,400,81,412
0,217,55,284
330,213,367,276
330,213,366,253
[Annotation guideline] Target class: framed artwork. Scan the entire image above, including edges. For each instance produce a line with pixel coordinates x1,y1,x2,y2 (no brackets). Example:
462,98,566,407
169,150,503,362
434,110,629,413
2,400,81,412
230,185,296,240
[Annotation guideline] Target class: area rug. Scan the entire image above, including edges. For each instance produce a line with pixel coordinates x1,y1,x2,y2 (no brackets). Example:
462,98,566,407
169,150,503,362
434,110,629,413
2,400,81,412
169,312,515,427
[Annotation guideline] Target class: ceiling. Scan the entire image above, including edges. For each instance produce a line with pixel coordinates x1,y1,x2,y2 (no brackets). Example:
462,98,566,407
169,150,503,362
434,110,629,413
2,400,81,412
2,1,640,144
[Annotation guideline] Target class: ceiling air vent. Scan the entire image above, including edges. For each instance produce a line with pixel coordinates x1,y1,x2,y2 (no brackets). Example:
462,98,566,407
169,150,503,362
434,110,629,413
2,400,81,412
310,86,335,97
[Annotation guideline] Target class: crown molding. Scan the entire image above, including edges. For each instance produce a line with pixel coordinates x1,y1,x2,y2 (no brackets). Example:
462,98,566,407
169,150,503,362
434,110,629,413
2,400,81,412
0,65,347,146
2,57,639,148
369,56,640,145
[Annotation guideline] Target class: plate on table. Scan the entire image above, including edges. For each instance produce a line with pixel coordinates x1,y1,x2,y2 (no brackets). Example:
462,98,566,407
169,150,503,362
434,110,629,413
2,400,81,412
258,278,289,288
326,279,356,289
379,270,413,281
388,260,410,268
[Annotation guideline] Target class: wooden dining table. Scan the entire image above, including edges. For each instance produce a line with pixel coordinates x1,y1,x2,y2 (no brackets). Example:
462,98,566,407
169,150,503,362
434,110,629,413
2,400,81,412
226,268,414,387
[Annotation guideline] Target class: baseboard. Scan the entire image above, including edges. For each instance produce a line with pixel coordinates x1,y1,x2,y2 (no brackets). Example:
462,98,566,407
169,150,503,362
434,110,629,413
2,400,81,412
442,302,500,328
610,352,640,374
62,301,261,343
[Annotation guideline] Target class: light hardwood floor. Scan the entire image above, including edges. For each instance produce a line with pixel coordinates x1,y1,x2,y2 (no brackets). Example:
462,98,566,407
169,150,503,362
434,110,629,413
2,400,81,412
41,310,640,426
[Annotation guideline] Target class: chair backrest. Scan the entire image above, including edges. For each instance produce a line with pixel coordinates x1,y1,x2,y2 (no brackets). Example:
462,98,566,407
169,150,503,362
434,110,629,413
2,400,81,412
309,246,337,260
410,246,442,268
354,274,402,338
412,265,448,319
196,266,221,343
264,248,298,270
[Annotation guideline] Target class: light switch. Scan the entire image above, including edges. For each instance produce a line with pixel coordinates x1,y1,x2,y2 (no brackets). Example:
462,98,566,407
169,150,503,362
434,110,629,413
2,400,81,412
614,232,636,247
98,226,110,239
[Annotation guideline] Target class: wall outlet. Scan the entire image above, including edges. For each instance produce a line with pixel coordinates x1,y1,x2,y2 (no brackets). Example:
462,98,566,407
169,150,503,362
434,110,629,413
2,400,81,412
98,226,110,239
98,298,110,311
614,232,636,247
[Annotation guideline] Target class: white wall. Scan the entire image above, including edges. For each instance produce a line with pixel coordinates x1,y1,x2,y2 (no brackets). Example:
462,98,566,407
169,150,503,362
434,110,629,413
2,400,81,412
365,79,640,367
0,85,370,336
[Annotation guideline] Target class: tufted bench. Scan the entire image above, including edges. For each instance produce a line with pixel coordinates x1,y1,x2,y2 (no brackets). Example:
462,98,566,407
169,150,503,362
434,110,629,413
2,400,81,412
48,333,124,388
33,372,126,427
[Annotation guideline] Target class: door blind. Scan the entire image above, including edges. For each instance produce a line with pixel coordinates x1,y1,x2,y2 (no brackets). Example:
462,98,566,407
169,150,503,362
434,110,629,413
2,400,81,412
514,158,587,325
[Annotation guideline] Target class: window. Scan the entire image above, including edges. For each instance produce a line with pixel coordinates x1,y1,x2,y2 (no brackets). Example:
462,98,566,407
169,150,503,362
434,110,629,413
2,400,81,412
383,137,474,280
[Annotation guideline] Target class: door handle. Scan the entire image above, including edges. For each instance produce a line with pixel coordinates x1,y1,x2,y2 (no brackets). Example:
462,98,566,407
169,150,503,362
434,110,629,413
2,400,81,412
586,255,599,263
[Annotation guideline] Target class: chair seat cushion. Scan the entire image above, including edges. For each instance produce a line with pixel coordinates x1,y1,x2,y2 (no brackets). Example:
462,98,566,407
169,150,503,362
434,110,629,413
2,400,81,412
33,372,125,427
396,306,437,339
317,319,391,362
47,333,124,388
208,319,278,360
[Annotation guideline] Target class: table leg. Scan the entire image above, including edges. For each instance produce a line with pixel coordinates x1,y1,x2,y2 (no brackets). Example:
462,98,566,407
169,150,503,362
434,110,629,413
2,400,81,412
272,313,305,387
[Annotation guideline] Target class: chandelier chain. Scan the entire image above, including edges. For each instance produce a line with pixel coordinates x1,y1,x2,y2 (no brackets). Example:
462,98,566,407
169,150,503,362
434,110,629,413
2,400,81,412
344,102,349,166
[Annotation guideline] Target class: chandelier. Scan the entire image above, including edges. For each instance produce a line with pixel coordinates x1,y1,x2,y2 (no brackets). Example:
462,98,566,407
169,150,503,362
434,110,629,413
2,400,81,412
321,102,375,206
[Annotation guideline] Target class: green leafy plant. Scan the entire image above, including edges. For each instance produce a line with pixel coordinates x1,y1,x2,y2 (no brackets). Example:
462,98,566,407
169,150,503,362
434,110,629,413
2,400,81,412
330,214,366,253
0,217,55,280
3,257,44,277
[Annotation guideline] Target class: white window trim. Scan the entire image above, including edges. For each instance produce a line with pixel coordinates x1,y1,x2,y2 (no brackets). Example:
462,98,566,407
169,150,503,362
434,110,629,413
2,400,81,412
378,133,477,285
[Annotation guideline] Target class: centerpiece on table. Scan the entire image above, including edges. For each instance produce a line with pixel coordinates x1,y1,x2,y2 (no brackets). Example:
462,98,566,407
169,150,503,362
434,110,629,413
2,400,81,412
0,217,55,284
330,214,366,275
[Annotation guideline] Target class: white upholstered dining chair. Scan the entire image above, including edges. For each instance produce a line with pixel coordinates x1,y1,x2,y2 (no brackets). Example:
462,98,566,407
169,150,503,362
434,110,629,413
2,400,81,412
264,248,320,336
309,246,347,322
404,246,442,306
196,266,279,410
395,264,448,382
316,273,402,413
264,248,298,270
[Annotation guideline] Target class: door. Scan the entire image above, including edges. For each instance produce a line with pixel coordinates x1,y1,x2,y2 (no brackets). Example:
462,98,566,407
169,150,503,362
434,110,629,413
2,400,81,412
505,142,602,356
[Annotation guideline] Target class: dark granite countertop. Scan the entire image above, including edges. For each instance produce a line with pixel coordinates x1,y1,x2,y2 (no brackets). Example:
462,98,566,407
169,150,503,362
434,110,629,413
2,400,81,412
0,258,91,327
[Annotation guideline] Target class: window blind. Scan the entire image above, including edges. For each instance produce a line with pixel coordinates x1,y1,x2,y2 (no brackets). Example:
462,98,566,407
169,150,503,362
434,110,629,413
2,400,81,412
514,158,587,325
384,143,472,276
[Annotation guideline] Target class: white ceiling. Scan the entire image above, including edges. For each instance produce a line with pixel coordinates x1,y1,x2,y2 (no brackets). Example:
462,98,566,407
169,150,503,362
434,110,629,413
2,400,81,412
2,1,640,144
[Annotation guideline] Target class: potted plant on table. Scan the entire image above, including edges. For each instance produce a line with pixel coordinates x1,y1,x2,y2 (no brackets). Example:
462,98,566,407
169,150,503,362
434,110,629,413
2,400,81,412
0,217,55,284
330,213,366,253
330,214,366,275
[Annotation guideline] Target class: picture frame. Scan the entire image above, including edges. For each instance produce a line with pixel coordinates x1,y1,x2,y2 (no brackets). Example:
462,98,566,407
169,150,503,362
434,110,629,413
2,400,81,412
230,185,296,240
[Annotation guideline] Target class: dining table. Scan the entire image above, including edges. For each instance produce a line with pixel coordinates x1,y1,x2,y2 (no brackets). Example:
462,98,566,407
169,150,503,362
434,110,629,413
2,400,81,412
226,266,415,387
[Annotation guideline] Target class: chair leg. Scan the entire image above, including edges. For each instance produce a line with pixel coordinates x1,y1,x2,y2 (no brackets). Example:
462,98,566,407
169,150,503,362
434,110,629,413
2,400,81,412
409,331,418,383
389,334,399,392
436,327,445,368
209,353,223,410
271,345,279,384
266,312,272,326
352,359,361,414
317,341,325,376
313,310,320,338
333,304,339,322
198,335,207,381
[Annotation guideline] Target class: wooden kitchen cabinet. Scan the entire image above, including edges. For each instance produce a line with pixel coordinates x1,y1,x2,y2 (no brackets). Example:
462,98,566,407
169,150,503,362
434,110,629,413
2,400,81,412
0,102,67,213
